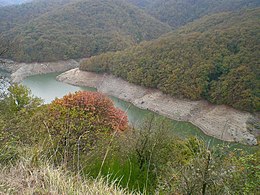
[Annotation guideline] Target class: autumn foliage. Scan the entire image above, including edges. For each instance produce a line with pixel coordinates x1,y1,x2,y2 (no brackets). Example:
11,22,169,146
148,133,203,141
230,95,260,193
49,91,128,132
80,9,260,112
44,91,128,165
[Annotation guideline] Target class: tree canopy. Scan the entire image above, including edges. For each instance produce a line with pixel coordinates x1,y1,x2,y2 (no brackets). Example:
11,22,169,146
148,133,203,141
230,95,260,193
127,0,260,28
80,9,260,112
0,0,171,62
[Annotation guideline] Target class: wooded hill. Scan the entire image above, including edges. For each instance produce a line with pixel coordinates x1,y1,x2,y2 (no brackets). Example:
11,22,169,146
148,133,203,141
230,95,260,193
80,8,260,112
0,0,171,62
1,0,259,62
0,0,73,32
128,0,260,28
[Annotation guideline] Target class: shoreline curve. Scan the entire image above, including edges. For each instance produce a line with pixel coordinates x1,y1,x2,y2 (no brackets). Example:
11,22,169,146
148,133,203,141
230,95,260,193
57,68,258,146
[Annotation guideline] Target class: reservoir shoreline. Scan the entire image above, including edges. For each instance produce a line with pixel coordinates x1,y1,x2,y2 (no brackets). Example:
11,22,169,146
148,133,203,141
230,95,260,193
0,59,258,145
0,59,79,83
57,68,258,146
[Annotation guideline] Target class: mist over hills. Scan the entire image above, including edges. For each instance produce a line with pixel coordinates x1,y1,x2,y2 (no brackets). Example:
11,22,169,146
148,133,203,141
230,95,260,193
0,0,30,6
80,8,260,111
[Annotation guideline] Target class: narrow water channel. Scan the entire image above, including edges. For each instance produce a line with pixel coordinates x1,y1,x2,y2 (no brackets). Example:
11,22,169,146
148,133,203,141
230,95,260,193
20,73,255,151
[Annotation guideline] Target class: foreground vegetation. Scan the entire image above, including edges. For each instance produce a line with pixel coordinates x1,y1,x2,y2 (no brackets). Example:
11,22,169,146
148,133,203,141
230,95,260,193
0,157,132,195
80,8,260,112
0,84,259,194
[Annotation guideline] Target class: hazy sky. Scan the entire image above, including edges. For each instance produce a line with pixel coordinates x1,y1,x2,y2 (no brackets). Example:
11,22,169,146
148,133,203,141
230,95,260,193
0,0,30,6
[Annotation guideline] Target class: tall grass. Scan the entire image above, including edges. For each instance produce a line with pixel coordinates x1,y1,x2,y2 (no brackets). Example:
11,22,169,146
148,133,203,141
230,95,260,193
0,154,135,195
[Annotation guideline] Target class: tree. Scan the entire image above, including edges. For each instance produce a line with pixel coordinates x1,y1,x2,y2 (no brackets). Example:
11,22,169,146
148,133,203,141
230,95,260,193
0,84,42,116
159,141,260,194
0,35,14,63
45,91,128,165
0,84,43,163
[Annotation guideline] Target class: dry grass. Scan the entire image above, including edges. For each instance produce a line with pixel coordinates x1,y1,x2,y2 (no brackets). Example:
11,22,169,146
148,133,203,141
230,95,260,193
0,159,135,195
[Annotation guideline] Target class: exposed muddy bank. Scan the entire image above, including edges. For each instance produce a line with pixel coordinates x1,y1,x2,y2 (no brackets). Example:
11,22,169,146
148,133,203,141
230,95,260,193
0,59,79,83
57,68,259,145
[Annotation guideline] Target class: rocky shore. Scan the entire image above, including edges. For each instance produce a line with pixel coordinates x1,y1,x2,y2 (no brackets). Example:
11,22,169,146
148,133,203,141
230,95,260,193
57,68,259,145
0,59,79,83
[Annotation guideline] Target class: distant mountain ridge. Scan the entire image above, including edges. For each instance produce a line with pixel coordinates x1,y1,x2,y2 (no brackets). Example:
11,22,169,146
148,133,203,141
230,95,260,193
1,0,259,62
127,0,260,27
0,0,75,33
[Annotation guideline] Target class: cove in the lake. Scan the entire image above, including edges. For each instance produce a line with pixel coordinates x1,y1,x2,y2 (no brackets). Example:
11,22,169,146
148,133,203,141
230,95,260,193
21,73,255,151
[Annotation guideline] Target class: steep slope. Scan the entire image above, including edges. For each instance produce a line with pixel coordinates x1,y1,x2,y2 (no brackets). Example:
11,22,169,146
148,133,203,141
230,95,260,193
0,0,171,62
127,0,260,28
0,0,74,33
80,8,260,112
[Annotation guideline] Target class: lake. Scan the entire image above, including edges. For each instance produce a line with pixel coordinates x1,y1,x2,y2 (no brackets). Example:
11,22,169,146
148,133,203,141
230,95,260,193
21,73,255,151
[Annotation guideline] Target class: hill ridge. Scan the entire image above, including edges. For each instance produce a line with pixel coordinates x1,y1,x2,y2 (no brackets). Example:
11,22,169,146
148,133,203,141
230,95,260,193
79,8,260,112
0,0,171,62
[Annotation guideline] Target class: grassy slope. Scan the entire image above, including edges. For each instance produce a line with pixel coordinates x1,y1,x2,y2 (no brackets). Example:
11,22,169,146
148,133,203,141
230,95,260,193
0,0,171,62
0,157,133,194
80,8,260,111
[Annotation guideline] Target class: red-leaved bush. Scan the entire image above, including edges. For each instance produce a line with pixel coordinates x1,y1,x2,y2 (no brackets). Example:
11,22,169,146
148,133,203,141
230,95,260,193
50,91,128,131
44,91,128,166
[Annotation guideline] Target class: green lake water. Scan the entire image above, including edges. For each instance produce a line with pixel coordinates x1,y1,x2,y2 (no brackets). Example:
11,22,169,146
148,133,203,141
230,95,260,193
21,73,256,152
0,69,10,77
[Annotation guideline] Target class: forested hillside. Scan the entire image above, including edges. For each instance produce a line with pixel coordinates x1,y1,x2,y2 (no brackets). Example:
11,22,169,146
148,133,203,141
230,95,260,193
127,0,260,27
0,0,171,62
0,0,73,32
1,0,258,62
0,1,259,194
80,8,260,112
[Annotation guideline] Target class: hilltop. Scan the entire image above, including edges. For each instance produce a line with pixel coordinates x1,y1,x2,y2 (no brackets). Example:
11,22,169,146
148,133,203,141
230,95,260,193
80,8,260,112
0,0,74,33
127,0,260,27
0,0,171,62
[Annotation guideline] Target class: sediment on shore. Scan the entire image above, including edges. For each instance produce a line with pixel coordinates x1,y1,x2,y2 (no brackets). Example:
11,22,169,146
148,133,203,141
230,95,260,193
57,68,259,146
0,59,79,83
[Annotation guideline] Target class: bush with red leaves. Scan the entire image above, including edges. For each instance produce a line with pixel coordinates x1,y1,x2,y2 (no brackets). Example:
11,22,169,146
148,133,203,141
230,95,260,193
51,91,128,132
45,91,128,165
